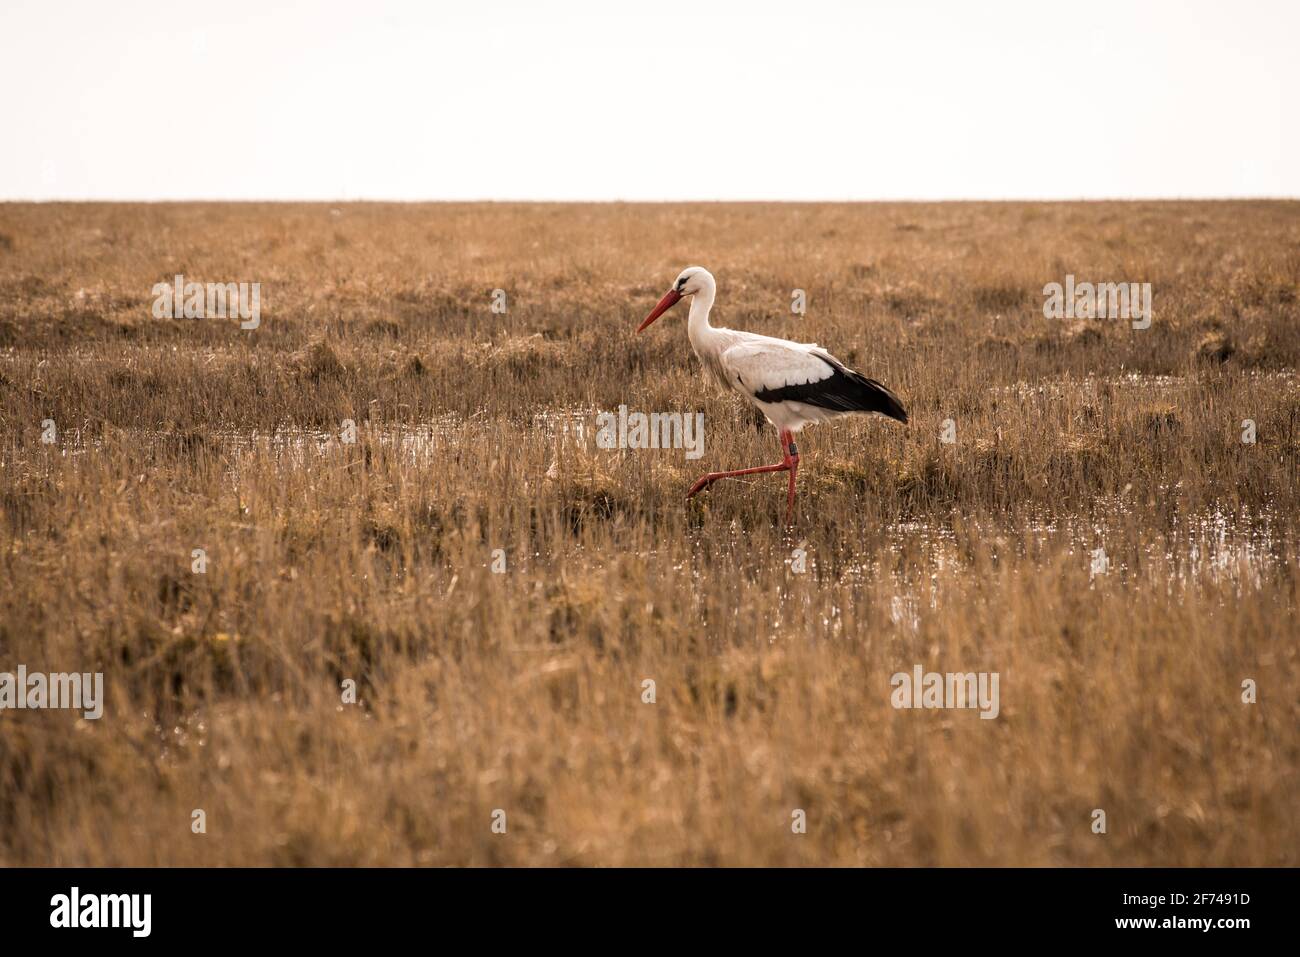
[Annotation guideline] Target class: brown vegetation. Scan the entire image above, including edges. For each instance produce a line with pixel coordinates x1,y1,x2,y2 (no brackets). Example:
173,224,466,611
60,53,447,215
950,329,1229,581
0,201,1296,865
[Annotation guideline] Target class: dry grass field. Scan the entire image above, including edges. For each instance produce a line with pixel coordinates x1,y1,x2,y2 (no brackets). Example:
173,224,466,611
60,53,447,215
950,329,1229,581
0,201,1297,866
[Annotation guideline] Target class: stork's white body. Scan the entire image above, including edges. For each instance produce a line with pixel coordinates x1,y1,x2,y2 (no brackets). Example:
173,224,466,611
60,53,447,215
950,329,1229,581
685,280,853,432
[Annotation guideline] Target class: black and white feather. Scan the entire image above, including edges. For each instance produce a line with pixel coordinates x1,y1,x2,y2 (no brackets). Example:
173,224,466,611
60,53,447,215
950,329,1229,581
703,333,907,432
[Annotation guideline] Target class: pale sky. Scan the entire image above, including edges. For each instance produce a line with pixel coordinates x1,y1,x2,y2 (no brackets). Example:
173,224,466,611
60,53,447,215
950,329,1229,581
1,0,1296,200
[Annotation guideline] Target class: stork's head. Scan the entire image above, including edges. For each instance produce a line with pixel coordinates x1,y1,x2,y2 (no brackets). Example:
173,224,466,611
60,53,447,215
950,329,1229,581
637,266,714,332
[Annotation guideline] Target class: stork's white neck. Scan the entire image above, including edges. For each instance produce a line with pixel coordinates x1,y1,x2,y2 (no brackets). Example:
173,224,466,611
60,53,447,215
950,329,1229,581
687,276,718,348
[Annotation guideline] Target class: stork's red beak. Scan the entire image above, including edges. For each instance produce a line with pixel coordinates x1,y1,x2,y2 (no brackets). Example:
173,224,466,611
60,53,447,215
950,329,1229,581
637,289,682,332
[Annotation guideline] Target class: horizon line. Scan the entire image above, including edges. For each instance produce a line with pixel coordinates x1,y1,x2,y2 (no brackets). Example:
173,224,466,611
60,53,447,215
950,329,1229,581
3,195,1299,205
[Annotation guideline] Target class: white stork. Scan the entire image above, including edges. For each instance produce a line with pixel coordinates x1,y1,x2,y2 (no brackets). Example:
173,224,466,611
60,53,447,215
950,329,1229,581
636,266,908,520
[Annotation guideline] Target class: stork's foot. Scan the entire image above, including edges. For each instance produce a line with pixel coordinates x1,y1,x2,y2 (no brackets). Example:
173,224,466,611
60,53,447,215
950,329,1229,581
686,462,789,499
686,430,802,516
686,475,712,498
686,472,731,498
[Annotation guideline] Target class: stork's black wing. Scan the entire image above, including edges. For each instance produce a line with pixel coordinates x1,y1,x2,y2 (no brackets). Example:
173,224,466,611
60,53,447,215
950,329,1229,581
753,351,908,423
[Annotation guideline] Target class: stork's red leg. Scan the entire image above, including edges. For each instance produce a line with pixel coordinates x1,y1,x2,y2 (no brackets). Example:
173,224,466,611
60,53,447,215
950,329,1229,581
785,434,800,524
687,429,800,521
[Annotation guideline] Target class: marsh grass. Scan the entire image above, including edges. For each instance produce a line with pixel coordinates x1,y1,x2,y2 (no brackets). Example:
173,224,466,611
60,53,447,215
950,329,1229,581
0,201,1296,865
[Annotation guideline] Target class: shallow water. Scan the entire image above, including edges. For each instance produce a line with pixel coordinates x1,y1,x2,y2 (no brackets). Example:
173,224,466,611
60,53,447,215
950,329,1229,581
6,387,1292,595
